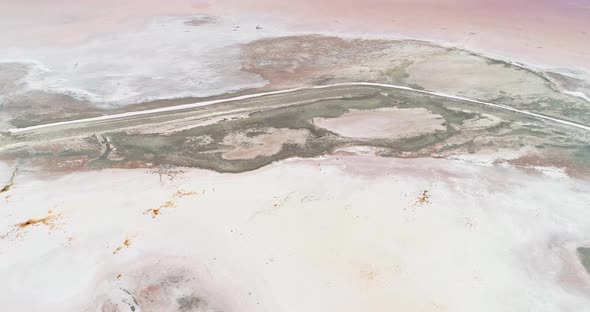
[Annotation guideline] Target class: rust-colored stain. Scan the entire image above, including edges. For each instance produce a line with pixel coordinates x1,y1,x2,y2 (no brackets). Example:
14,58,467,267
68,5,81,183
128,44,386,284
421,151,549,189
173,190,199,198
415,190,431,205
144,189,199,218
252,192,295,219
145,207,160,217
17,215,57,228
161,200,176,208
0,169,17,193
113,238,132,255
403,189,432,222
116,274,123,279
144,200,176,218
1,211,62,240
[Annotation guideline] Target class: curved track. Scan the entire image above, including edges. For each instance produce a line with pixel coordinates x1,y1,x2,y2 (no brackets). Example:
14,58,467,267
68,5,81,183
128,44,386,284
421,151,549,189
8,82,590,133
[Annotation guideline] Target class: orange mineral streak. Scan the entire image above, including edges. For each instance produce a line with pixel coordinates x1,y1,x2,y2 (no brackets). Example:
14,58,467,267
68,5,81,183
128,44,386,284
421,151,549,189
415,190,431,205
173,190,199,198
144,200,176,218
17,215,57,228
144,189,199,218
113,238,132,255
0,211,62,240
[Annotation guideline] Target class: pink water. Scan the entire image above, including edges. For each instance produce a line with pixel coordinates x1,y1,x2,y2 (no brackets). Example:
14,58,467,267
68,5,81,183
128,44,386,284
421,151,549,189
209,0,590,73
1,0,589,73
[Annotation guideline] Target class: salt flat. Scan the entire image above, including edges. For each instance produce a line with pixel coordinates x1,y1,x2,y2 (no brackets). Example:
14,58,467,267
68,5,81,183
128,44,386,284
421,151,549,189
1,153,590,311
1,1,589,311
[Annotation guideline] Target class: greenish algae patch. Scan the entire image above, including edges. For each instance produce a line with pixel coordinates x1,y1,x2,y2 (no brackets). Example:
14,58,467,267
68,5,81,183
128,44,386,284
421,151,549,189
384,60,412,84
0,168,17,193
577,247,590,274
